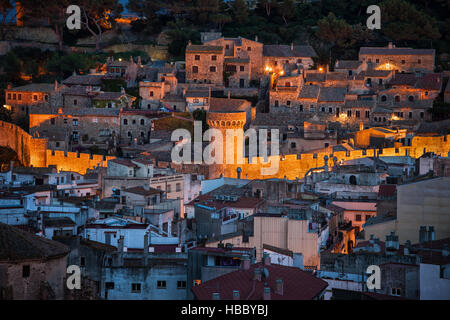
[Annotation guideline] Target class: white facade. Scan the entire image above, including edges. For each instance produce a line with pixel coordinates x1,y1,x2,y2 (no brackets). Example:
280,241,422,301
420,263,450,300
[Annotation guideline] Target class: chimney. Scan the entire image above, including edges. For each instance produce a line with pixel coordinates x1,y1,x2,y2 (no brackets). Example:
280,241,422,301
228,91,231,99
263,252,271,266
253,268,262,281
188,40,192,46
118,235,124,252
263,287,271,300
419,226,427,243
404,240,411,255
293,253,304,270
212,293,220,300
242,254,251,270
388,42,393,49
255,35,258,42
54,80,58,91
232,290,240,300
290,43,294,51
385,231,399,255
9,160,13,172
275,279,283,296
427,226,435,242
7,83,12,90
144,233,149,253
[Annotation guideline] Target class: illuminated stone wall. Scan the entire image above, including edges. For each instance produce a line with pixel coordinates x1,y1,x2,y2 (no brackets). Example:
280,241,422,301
0,121,113,174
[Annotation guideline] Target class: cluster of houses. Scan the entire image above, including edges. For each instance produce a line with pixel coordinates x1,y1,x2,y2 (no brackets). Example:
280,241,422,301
1,33,450,300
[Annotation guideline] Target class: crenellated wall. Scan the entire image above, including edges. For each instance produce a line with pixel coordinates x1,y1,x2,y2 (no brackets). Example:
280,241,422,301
220,134,450,180
0,121,113,174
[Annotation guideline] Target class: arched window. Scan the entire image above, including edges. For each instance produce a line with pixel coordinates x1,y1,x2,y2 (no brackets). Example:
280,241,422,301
140,119,145,125
123,119,128,125
349,175,357,185
408,96,414,102
395,96,400,102
381,95,387,102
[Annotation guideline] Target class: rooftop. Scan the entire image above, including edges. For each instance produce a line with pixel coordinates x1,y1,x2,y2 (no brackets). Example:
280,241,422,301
192,262,327,300
0,222,70,262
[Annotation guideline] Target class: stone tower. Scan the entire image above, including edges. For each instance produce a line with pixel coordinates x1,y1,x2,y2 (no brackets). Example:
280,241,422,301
206,111,247,179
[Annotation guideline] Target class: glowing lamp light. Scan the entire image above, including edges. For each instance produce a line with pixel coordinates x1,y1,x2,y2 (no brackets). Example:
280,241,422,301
280,70,284,76
318,67,324,72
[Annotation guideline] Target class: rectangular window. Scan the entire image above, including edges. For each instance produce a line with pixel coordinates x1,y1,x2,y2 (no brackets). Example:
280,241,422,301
355,214,362,222
80,256,86,267
177,281,187,289
13,93,17,100
240,66,244,72
167,184,172,193
18,94,22,100
73,119,78,126
192,66,198,73
7,93,11,100
176,183,181,192
347,110,352,117
212,55,217,61
195,55,200,61
365,111,370,118
131,283,141,293
356,111,360,118
210,66,216,72
157,280,167,289
22,265,30,278
247,47,251,51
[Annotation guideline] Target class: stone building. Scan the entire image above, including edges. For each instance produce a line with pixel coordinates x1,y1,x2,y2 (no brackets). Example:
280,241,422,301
263,44,317,73
359,43,435,73
185,43,224,86
204,36,264,84
0,222,70,299
29,107,120,147
5,82,64,121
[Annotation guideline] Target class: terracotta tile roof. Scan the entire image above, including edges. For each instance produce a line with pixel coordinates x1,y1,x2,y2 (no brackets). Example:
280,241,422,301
123,186,163,196
318,87,347,102
415,73,443,91
0,222,70,262
209,97,250,113
389,73,417,86
304,73,326,83
360,47,435,56
92,92,126,101
335,60,362,70
263,45,316,58
7,83,55,93
298,85,320,99
109,158,138,168
62,74,104,86
192,262,328,300
186,45,223,53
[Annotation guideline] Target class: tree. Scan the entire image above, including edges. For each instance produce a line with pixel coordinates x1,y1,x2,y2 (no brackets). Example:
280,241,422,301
126,0,161,20
277,0,295,25
316,13,354,48
75,0,123,52
259,0,276,17
21,0,70,51
0,0,23,40
232,0,249,25
380,0,441,42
